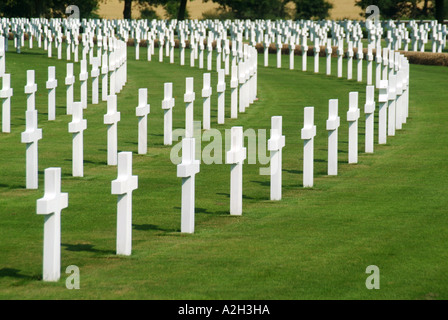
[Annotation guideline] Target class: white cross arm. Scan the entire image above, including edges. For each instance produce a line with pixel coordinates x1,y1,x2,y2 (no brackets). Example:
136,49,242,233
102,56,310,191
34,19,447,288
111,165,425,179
226,147,247,164
301,125,316,140
68,118,87,133
364,86,376,114
112,174,138,195
388,75,397,100
24,82,37,94
162,97,175,110
136,88,150,117
104,110,121,124
202,86,212,98
46,79,58,89
136,103,150,117
326,117,340,130
0,87,13,98
347,92,360,121
378,80,389,103
268,135,285,152
37,191,68,215
37,168,68,215
91,69,100,78
111,153,138,195
177,138,200,178
347,108,360,121
65,75,75,85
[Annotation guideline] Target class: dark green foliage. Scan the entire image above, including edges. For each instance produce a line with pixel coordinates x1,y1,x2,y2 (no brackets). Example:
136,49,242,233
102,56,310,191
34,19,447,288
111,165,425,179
0,0,99,18
205,0,288,20
292,0,333,20
355,0,446,20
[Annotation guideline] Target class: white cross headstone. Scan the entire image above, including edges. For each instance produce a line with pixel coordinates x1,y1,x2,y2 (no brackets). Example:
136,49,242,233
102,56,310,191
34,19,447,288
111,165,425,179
162,82,175,145
46,66,58,121
0,36,5,76
378,80,388,144
207,37,213,70
302,33,308,72
91,57,100,104
375,44,382,88
337,39,344,78
25,70,37,112
226,126,247,215
395,63,404,131
36,167,68,282
65,63,75,115
101,52,108,102
136,88,150,154
198,37,204,69
264,34,270,67
387,74,397,137
22,71,42,189
111,152,138,255
230,65,238,119
326,99,340,175
68,101,87,177
357,42,364,82
217,69,226,124
301,107,316,187
313,38,320,73
202,73,212,130
184,77,195,138
104,94,121,165
367,44,373,85
268,116,285,200
276,34,282,68
238,62,246,113
325,39,332,75
177,137,200,233
347,92,360,164
347,41,354,80
108,50,116,96
216,38,222,70
382,48,388,81
0,73,13,133
364,85,375,153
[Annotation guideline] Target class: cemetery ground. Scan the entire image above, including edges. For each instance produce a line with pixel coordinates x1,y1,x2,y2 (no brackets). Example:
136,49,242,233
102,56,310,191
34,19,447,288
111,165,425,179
0,42,447,299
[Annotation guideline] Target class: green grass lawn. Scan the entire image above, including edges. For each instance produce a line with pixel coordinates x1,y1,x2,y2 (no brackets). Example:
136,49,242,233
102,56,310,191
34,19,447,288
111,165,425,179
0,42,447,299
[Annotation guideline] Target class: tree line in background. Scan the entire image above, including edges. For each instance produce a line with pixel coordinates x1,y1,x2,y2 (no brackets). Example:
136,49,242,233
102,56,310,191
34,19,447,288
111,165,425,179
0,0,446,22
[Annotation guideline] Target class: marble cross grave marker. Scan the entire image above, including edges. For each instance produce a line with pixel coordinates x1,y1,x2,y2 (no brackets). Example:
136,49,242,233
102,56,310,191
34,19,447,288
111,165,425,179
364,85,376,153
184,77,195,138
177,137,200,233
65,63,75,115
326,99,340,175
0,73,13,133
46,66,58,121
162,82,175,145
268,116,285,201
347,92,360,164
68,102,87,177
217,69,226,124
226,126,247,215
111,152,138,255
104,95,121,165
301,107,316,188
36,167,68,282
136,88,150,154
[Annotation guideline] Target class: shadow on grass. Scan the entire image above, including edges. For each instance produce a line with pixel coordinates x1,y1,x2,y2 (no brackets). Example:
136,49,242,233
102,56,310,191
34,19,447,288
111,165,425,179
216,192,255,200
0,183,26,189
62,243,115,255
0,268,39,280
133,223,178,233
173,206,229,216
